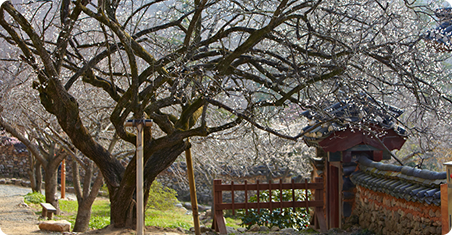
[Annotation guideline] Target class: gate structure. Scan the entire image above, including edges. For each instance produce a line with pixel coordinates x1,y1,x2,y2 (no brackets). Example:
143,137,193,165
212,177,327,234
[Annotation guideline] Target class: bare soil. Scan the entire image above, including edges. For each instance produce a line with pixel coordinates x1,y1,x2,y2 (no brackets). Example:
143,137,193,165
0,185,51,235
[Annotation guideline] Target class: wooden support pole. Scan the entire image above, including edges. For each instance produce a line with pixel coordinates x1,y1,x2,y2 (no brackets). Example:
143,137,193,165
125,119,152,235
441,183,448,235
61,159,66,199
185,138,200,235
136,123,144,235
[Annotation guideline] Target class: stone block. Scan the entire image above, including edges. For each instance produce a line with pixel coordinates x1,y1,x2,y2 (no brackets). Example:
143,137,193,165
406,213,413,220
414,215,420,222
249,224,260,231
437,226,442,234
429,226,437,234
435,209,441,218
280,228,296,233
226,227,236,234
39,220,71,232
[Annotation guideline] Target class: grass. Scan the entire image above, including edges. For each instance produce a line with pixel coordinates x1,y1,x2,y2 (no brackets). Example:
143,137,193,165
54,198,197,230
56,199,111,229
145,207,193,230
225,217,243,229
26,192,243,231
24,192,45,204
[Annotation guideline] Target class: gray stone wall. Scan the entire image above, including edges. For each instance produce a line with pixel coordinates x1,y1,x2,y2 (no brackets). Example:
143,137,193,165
350,157,445,235
0,145,29,178
353,185,441,235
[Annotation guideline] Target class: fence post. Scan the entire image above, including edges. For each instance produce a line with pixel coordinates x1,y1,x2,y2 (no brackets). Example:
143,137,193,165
245,180,248,215
211,178,327,233
212,179,227,234
315,177,327,233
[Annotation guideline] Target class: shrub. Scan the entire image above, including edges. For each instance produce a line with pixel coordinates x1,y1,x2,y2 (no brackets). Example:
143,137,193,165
146,181,178,210
238,189,311,231
24,192,45,204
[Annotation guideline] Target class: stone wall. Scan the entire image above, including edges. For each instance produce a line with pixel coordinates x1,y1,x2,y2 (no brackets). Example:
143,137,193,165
0,144,29,178
350,157,446,235
353,186,441,235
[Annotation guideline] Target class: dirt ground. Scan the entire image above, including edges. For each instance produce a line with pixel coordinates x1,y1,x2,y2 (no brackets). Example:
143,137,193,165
0,193,43,235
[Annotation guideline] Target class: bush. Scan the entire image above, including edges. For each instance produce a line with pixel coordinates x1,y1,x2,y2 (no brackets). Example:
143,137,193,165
24,192,45,204
146,181,178,210
238,189,311,231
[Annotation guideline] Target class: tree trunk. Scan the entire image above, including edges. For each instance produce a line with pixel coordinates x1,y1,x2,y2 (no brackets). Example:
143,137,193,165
73,172,103,232
70,154,105,232
110,141,189,227
36,162,42,193
28,154,38,193
73,202,92,232
44,165,59,214
27,153,43,193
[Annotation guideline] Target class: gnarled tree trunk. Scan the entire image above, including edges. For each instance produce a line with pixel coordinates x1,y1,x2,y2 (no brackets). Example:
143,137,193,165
110,141,189,227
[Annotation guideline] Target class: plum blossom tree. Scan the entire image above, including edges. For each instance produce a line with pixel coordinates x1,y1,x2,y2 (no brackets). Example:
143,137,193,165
0,0,451,228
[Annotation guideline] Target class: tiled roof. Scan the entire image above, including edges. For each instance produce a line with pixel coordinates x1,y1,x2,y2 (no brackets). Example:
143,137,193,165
350,157,446,206
301,95,406,142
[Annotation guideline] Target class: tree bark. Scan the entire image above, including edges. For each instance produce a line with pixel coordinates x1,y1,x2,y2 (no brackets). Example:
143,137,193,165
110,140,189,227
73,204,92,232
27,153,41,193
73,172,103,232
44,164,59,214
35,162,42,193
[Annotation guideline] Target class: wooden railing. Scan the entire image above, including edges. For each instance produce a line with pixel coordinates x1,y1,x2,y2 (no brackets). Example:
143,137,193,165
212,177,327,234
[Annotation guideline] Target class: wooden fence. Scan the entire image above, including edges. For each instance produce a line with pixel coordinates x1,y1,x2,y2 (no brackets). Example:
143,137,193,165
212,177,327,234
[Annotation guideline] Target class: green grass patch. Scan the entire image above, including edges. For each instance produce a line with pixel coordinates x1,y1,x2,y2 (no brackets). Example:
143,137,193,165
24,192,45,204
225,216,243,229
36,181,218,231
145,207,193,230
147,181,178,211
89,215,110,229
57,199,111,230
56,199,195,230
29,193,244,232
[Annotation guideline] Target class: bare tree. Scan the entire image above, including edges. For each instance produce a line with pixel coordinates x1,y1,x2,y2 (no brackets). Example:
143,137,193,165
1,0,451,227
0,117,66,212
